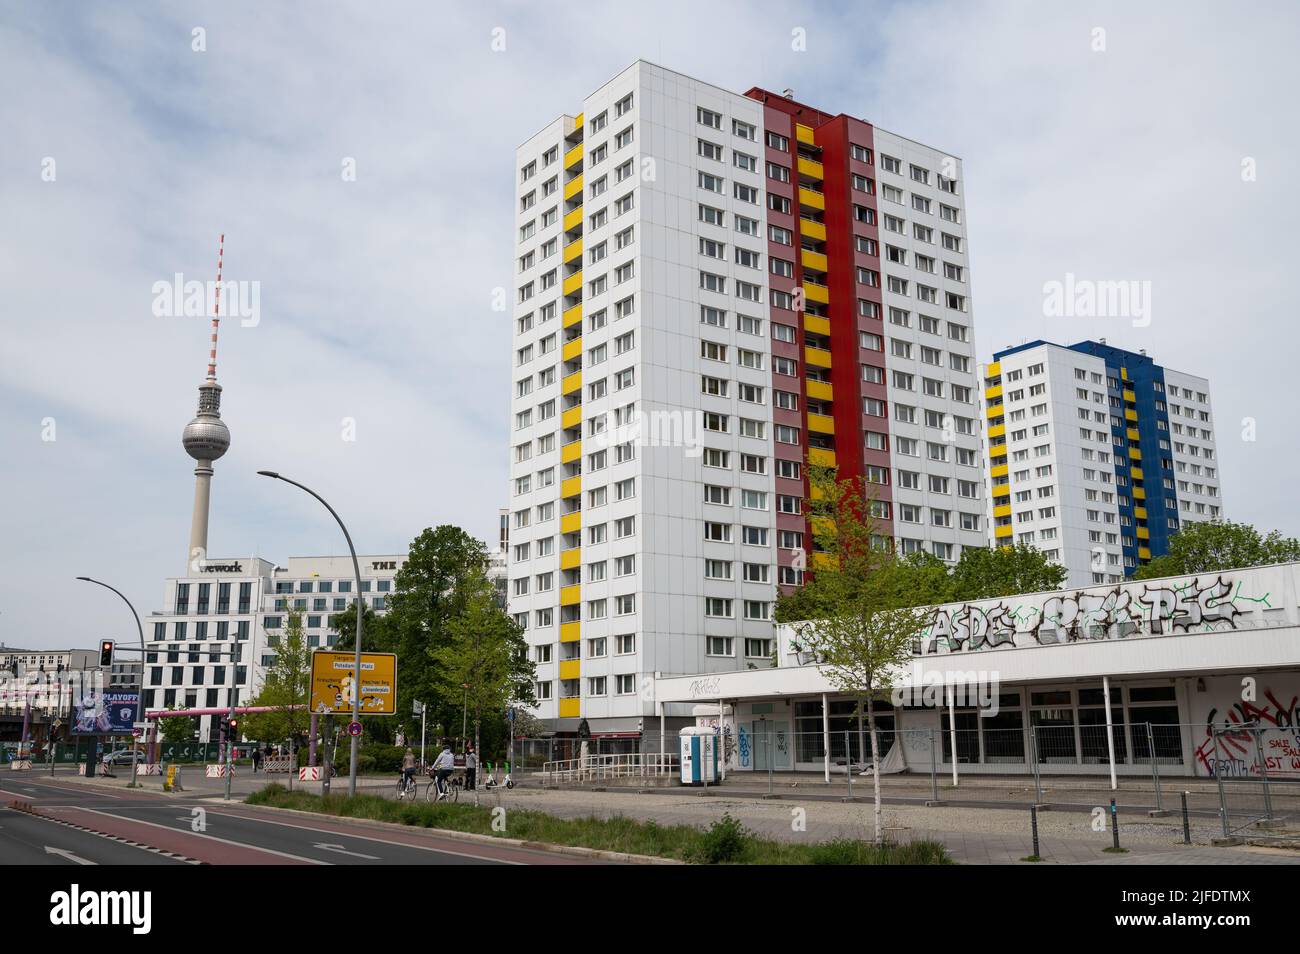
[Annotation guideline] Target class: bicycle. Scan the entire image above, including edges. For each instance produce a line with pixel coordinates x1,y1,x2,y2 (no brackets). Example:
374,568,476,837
425,771,460,803
396,771,418,801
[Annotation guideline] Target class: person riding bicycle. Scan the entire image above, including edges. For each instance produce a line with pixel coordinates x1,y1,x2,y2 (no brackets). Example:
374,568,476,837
431,742,455,797
401,747,417,790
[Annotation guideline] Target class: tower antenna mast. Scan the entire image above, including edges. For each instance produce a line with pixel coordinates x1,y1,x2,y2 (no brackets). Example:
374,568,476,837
208,233,224,380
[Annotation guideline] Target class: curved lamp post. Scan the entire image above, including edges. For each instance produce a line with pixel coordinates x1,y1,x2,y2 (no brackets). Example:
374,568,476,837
75,576,145,787
257,470,364,797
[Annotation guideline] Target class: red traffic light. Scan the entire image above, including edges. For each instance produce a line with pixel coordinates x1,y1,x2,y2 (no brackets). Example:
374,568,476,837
99,640,114,667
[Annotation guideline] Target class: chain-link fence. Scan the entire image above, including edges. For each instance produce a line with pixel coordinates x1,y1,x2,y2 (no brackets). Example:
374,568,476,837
1209,723,1300,841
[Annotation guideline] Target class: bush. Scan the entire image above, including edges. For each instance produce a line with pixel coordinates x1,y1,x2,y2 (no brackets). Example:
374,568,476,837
689,814,752,865
808,837,953,866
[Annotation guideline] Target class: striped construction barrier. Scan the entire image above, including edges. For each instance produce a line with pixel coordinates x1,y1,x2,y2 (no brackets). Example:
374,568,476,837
133,763,161,776
298,766,321,782
9,760,32,771
205,764,231,778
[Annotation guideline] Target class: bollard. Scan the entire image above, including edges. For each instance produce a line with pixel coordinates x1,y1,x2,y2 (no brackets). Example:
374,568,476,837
929,728,939,804
1030,804,1041,859
1110,798,1120,851
1146,723,1165,814
1181,791,1191,845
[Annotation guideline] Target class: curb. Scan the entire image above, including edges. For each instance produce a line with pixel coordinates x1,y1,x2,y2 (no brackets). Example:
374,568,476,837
227,801,685,865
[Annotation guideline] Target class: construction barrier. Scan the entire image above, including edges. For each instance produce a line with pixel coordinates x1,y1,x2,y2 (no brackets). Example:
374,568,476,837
205,764,231,778
264,756,293,773
133,763,161,776
9,761,32,771
299,766,321,782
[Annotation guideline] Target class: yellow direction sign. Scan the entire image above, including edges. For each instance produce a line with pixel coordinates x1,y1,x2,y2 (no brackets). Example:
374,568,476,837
309,651,397,716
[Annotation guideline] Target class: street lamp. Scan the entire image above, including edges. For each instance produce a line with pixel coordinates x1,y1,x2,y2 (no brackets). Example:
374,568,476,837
75,577,145,788
257,470,365,797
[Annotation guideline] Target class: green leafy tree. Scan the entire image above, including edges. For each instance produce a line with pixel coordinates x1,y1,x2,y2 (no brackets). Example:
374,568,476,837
159,706,198,745
432,579,536,757
1135,520,1300,580
239,609,311,752
948,542,1066,600
775,462,927,846
333,526,522,748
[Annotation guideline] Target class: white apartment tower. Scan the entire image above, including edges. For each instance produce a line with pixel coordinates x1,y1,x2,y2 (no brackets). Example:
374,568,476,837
983,340,1221,588
509,62,985,737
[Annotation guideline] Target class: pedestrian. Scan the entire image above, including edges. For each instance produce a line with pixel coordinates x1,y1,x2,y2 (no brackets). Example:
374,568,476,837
251,746,261,773
464,743,477,791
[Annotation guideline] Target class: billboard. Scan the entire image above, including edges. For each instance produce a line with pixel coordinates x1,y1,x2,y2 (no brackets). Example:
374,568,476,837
309,651,397,716
72,690,140,735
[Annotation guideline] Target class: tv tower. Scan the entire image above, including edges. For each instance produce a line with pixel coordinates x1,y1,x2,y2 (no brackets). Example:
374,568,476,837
181,235,232,569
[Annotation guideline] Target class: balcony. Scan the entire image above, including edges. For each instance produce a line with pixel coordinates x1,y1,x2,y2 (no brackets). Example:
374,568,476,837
1138,546,1151,560
562,271,584,296
562,207,584,232
560,437,582,462
991,483,1010,498
808,447,837,468
558,698,581,718
990,463,1008,479
994,524,1013,539
804,345,832,368
985,384,1003,400
800,218,826,242
1123,388,1136,402
985,404,1004,419
803,313,830,337
807,412,835,435
797,156,824,180
986,361,1001,377
561,336,583,362
561,405,582,430
987,423,1005,438
560,475,582,499
564,142,584,170
798,187,825,211
805,379,833,402
559,583,581,606
559,621,581,644
795,123,815,146
563,237,583,264
562,370,583,395
802,281,829,305
1128,446,1142,460
993,503,1012,519
1126,427,1140,442
558,659,581,681
989,443,1008,459
559,510,582,535
560,547,582,570
1124,408,1138,422
563,174,584,202
563,303,583,328
800,248,828,273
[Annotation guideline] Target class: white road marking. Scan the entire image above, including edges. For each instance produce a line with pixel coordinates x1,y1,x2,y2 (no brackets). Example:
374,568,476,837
313,842,382,860
204,810,525,865
62,807,330,865
45,846,96,865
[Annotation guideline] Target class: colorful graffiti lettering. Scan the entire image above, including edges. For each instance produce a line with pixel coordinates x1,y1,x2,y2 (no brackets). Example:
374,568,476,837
919,576,1271,655
1194,688,1300,778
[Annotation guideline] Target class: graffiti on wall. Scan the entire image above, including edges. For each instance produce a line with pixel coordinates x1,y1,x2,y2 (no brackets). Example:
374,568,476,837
919,576,1272,655
1194,688,1300,778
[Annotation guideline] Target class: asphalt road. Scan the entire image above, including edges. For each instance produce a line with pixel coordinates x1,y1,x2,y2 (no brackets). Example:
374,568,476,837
0,773,594,866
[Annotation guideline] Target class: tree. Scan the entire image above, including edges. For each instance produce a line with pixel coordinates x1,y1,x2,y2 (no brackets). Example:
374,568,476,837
239,609,311,753
333,526,528,751
775,462,927,846
1135,520,1300,580
432,579,536,757
948,542,1066,600
159,706,198,745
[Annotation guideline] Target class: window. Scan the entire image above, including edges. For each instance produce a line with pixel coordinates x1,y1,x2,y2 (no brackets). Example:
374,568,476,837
697,106,722,129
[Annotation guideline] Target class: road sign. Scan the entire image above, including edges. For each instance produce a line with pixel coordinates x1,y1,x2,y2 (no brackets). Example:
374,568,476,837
131,727,143,738
347,721,363,738
309,651,398,716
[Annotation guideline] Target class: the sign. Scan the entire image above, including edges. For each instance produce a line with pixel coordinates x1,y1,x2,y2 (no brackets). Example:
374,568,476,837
347,721,363,738
309,651,397,716
71,691,140,735
299,766,322,782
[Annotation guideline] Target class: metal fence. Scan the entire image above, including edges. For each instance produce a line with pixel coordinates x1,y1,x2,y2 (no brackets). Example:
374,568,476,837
542,752,679,786
1209,723,1300,841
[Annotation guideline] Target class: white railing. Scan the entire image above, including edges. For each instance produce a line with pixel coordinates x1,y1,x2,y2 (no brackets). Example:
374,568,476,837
543,752,678,786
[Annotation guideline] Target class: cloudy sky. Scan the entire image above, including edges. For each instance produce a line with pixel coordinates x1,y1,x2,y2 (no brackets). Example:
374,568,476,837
2,0,1296,649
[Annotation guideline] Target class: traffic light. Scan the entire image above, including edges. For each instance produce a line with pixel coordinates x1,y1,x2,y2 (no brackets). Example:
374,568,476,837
99,640,114,667
228,718,239,740
217,716,229,738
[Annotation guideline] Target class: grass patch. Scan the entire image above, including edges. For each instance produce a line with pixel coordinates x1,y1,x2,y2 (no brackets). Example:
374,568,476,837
1102,846,1129,854
1020,855,1043,863
246,784,952,865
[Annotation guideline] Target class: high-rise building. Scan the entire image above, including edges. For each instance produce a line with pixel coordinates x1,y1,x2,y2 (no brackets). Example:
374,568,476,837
983,340,1222,587
508,61,984,736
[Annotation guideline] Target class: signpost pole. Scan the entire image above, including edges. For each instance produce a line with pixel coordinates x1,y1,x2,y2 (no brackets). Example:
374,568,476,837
224,646,237,801
74,577,147,788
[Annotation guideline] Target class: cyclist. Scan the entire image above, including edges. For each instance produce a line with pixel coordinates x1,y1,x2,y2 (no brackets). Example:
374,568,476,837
400,747,417,794
431,742,455,799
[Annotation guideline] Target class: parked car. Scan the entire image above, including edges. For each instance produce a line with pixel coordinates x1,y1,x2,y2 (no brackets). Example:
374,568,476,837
103,749,143,766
